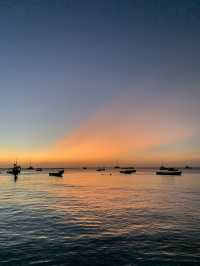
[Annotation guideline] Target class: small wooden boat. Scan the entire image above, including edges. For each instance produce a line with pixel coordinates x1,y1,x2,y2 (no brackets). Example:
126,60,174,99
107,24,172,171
49,170,64,177
156,168,182,176
120,168,136,174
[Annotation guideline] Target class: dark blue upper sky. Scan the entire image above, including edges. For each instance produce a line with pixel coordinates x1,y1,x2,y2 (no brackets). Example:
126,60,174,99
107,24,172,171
0,0,200,161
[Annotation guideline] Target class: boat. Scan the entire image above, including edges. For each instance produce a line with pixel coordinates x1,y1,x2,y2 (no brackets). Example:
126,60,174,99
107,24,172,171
7,169,14,174
26,161,34,170
27,166,34,170
120,168,136,174
49,170,64,177
82,167,87,170
114,166,120,169
7,164,21,176
36,168,42,171
96,168,106,172
156,167,182,176
185,165,192,169
13,164,21,176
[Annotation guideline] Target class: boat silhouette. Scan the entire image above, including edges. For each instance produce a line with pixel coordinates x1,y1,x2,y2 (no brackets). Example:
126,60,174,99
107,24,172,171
96,168,106,172
7,163,21,177
27,166,34,170
156,167,182,176
120,167,136,174
49,170,64,177
185,165,192,169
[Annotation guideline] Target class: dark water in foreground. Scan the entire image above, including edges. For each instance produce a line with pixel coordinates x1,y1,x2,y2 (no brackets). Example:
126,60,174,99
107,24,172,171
0,169,200,266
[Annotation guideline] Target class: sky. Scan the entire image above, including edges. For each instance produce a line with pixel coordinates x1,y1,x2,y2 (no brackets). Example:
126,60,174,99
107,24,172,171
0,0,200,166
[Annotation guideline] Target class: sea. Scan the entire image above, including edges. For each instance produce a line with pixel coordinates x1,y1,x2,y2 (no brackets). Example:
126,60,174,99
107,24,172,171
0,168,199,266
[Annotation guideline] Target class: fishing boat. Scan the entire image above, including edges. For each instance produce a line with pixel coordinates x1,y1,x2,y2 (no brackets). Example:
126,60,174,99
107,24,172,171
49,170,64,177
120,167,136,174
156,167,182,176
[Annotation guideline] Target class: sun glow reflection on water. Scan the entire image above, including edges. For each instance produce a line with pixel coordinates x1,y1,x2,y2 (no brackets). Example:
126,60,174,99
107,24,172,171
0,169,200,265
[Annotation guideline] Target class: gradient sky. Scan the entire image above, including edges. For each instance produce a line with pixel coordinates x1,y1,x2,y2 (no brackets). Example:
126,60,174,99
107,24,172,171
0,0,200,166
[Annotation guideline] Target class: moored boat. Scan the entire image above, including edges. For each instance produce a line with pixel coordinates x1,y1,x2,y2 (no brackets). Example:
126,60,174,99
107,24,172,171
26,161,34,170
96,168,106,172
185,165,192,169
7,164,21,176
156,167,182,176
49,170,64,177
27,166,34,170
120,168,136,174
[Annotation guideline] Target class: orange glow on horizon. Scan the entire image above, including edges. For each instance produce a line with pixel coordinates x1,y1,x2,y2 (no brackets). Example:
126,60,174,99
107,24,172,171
1,89,200,167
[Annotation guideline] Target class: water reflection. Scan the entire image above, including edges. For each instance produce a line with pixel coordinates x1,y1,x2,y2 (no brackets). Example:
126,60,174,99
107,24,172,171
0,169,200,265
14,175,18,182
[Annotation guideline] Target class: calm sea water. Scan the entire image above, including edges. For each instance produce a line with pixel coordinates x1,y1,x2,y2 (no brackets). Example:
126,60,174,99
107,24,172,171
0,169,199,266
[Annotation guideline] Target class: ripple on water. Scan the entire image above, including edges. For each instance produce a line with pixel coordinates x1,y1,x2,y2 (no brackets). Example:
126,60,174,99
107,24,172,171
0,170,200,265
